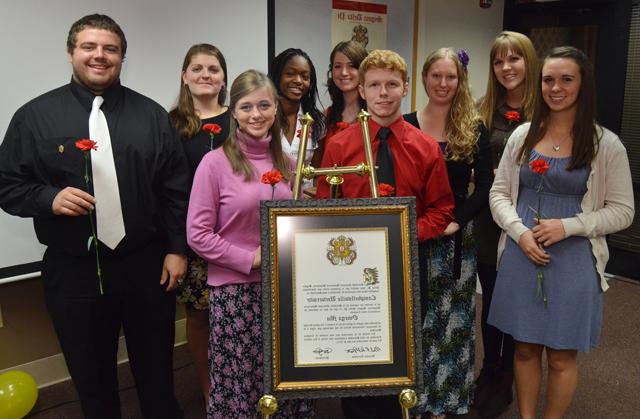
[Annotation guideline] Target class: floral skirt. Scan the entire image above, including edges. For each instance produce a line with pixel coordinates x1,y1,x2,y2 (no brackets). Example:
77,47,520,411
208,282,313,418
177,255,209,310
414,223,476,416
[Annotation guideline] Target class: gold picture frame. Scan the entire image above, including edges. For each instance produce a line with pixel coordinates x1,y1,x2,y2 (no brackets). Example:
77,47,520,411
260,197,423,400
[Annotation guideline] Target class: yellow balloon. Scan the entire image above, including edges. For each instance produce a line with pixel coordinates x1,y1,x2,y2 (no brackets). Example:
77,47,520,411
0,370,38,419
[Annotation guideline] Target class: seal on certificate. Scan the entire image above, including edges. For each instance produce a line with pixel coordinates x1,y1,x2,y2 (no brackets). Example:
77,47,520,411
326,235,357,265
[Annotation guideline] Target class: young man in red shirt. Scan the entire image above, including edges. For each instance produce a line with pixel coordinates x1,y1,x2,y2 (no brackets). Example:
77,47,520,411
316,49,454,418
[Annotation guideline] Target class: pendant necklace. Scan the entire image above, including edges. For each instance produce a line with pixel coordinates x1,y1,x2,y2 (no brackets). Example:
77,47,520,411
551,135,569,152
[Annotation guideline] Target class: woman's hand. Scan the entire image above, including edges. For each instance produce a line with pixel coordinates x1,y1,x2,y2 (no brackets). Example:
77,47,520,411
518,230,550,266
532,218,565,247
442,221,460,236
252,246,261,269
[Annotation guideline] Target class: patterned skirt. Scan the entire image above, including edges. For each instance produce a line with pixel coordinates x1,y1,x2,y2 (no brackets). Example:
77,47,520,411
177,255,209,310
414,223,476,415
207,282,313,418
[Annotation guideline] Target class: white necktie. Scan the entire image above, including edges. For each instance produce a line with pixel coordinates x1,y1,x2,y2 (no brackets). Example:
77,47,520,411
89,96,125,249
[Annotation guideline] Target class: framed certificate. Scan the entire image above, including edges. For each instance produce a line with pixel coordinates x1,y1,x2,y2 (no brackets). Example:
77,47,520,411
260,197,423,399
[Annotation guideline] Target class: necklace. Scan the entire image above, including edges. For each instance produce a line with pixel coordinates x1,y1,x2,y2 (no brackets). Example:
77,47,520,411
550,135,570,152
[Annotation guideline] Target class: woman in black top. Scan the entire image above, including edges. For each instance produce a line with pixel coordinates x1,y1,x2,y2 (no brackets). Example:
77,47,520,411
474,31,538,418
404,47,492,419
168,43,230,404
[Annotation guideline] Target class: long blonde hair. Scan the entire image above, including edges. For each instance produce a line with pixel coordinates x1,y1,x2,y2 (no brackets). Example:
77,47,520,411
222,70,290,182
478,31,538,129
423,48,480,163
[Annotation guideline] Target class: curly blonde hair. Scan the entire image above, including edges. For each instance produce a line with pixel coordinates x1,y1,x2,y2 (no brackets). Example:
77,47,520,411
359,49,408,83
423,48,480,163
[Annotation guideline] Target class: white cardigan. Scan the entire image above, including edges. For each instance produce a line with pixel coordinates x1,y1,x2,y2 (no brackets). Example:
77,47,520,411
490,123,635,291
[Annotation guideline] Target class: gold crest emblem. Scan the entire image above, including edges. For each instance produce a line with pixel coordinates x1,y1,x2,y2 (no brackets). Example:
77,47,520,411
326,235,357,265
351,24,369,47
58,145,64,153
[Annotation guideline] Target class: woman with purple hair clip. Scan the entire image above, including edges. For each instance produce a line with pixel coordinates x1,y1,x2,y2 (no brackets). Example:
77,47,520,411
404,48,492,419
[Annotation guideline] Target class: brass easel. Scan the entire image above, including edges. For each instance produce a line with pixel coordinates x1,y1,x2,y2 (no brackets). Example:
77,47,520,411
258,110,417,419
292,110,379,199
258,112,417,418
258,389,416,418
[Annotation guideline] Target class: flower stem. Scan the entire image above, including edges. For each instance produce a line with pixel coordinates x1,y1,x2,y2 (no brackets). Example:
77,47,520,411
84,152,103,295
537,268,547,308
88,209,104,295
271,185,275,200
536,175,547,308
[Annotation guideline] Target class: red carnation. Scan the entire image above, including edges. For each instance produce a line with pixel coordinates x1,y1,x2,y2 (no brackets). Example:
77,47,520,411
75,137,103,294
261,169,283,186
530,159,550,175
296,127,313,139
529,157,550,308
336,121,350,131
75,139,98,152
202,123,222,134
378,183,395,197
261,169,283,200
202,123,223,150
504,111,521,123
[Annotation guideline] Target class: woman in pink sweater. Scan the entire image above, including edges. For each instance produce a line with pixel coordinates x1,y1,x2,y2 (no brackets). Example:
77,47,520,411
187,70,311,418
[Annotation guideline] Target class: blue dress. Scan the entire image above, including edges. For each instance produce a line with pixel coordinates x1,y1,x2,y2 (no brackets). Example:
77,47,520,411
488,150,602,352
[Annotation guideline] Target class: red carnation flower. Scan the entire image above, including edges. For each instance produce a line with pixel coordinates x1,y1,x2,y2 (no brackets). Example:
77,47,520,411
504,111,521,123
378,183,395,197
202,123,222,134
75,139,98,152
296,127,313,138
261,169,283,199
530,159,550,175
75,137,103,294
261,169,283,186
529,157,550,308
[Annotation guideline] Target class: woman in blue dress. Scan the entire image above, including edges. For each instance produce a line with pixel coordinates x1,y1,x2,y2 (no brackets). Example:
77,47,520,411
488,47,634,419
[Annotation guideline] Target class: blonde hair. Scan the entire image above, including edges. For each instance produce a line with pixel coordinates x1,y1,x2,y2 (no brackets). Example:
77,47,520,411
359,49,408,83
423,48,480,163
222,70,290,182
478,31,538,129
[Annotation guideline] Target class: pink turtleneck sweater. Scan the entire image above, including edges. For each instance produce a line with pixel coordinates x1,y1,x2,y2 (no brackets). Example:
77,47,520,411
187,129,292,286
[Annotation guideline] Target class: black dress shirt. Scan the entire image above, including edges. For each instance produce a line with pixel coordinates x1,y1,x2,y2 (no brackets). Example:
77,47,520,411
0,79,190,257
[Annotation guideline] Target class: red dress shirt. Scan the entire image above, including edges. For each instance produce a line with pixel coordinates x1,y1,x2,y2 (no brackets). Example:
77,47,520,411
316,116,454,241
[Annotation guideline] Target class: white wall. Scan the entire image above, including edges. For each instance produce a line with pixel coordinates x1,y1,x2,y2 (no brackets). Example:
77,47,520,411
415,0,504,109
0,0,268,279
274,0,415,113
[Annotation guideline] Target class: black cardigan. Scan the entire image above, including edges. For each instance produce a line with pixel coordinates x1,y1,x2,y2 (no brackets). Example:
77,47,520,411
403,112,493,226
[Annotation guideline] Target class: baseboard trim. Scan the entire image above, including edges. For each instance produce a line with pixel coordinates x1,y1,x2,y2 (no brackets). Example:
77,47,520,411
0,318,187,388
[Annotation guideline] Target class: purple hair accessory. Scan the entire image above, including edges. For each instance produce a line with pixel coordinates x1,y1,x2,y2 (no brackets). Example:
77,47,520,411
457,49,469,72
